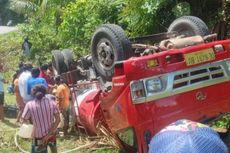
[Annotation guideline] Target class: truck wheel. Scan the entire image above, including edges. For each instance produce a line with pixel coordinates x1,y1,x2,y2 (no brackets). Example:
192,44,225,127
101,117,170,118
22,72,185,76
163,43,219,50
102,24,134,58
168,16,210,37
52,50,67,75
91,24,132,81
62,49,74,71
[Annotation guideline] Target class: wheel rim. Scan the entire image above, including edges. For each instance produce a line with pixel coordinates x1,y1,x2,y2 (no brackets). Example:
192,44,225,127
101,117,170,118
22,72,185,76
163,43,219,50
96,39,115,70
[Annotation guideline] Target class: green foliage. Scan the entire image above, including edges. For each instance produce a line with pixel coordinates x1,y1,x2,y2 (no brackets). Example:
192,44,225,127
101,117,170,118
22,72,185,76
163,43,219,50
17,0,223,61
58,0,124,57
211,114,230,129
120,0,174,36
10,0,75,62
0,32,22,81
120,0,221,36
20,8,61,62
172,2,191,18
0,0,24,25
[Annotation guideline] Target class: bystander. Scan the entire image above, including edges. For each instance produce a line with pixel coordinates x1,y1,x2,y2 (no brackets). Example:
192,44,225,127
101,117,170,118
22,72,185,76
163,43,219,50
0,72,4,121
54,76,70,135
27,67,48,95
21,85,60,153
18,63,33,103
14,70,24,123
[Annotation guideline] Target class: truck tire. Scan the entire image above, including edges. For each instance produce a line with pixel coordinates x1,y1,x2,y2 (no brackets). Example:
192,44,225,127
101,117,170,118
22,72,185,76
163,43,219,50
52,50,67,75
62,49,74,71
102,24,134,58
168,16,210,37
91,24,131,81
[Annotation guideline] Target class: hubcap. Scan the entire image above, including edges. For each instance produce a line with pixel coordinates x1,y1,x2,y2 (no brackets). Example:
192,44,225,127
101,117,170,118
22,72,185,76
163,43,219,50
97,39,114,70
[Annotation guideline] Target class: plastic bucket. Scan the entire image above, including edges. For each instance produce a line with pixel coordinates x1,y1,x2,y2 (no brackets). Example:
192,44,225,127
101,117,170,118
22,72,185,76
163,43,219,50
18,124,33,139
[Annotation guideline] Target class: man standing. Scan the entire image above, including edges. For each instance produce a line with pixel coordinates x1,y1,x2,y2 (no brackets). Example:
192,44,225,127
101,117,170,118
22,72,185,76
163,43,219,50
19,63,33,103
39,64,54,93
21,85,60,153
0,72,4,121
14,70,24,123
54,76,70,135
27,67,48,95
22,37,32,57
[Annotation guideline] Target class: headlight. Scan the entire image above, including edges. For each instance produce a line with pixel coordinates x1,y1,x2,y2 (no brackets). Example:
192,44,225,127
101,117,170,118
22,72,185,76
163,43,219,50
146,77,162,93
130,75,167,104
130,80,146,103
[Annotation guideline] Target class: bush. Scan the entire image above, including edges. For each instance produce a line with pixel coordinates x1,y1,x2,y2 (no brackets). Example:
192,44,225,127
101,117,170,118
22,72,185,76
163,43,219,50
0,31,22,81
20,8,61,62
58,0,124,57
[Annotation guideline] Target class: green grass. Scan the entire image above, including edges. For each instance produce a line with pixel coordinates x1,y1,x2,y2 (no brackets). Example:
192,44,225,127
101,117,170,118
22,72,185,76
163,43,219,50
4,91,16,106
4,84,17,107
0,118,20,153
0,119,119,153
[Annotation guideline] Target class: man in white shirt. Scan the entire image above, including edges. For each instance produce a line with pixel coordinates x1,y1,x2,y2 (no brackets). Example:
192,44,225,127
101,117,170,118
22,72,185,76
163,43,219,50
0,72,4,121
18,63,33,103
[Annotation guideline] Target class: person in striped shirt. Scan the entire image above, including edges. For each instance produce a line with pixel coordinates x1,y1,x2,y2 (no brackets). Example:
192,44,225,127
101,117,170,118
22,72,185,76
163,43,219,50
21,85,60,153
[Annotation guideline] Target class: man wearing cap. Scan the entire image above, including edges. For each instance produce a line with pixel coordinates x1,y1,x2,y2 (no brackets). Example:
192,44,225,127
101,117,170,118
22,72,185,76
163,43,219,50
148,119,228,153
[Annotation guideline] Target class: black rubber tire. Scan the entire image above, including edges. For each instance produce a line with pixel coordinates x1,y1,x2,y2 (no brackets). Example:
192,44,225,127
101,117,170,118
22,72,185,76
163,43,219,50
91,24,131,81
62,49,74,71
168,16,210,37
52,50,67,75
102,24,134,58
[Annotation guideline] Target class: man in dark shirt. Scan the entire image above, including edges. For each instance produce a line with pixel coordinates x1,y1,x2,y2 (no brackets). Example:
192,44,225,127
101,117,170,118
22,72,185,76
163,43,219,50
22,37,32,57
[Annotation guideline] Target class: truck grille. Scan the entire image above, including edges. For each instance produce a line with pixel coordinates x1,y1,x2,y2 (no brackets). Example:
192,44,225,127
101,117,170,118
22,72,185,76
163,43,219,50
131,59,230,104
173,65,225,89
132,59,230,104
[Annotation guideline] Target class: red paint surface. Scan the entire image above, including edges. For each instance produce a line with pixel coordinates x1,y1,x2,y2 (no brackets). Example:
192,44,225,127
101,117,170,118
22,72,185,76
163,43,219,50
76,39,230,152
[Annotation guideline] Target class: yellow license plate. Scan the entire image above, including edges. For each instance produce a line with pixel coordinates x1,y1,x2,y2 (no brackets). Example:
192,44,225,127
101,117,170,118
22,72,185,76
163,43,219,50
184,48,215,66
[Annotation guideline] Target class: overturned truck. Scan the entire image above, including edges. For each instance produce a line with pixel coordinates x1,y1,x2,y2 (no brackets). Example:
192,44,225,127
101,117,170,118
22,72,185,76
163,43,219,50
52,16,230,153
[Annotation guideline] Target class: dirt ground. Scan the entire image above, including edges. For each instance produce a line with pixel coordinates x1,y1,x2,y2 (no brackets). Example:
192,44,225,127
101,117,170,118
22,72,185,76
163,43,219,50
0,118,119,153
1,87,119,153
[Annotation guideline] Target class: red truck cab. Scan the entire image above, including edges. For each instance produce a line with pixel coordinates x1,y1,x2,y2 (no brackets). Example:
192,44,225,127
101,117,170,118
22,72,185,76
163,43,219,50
101,39,230,152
